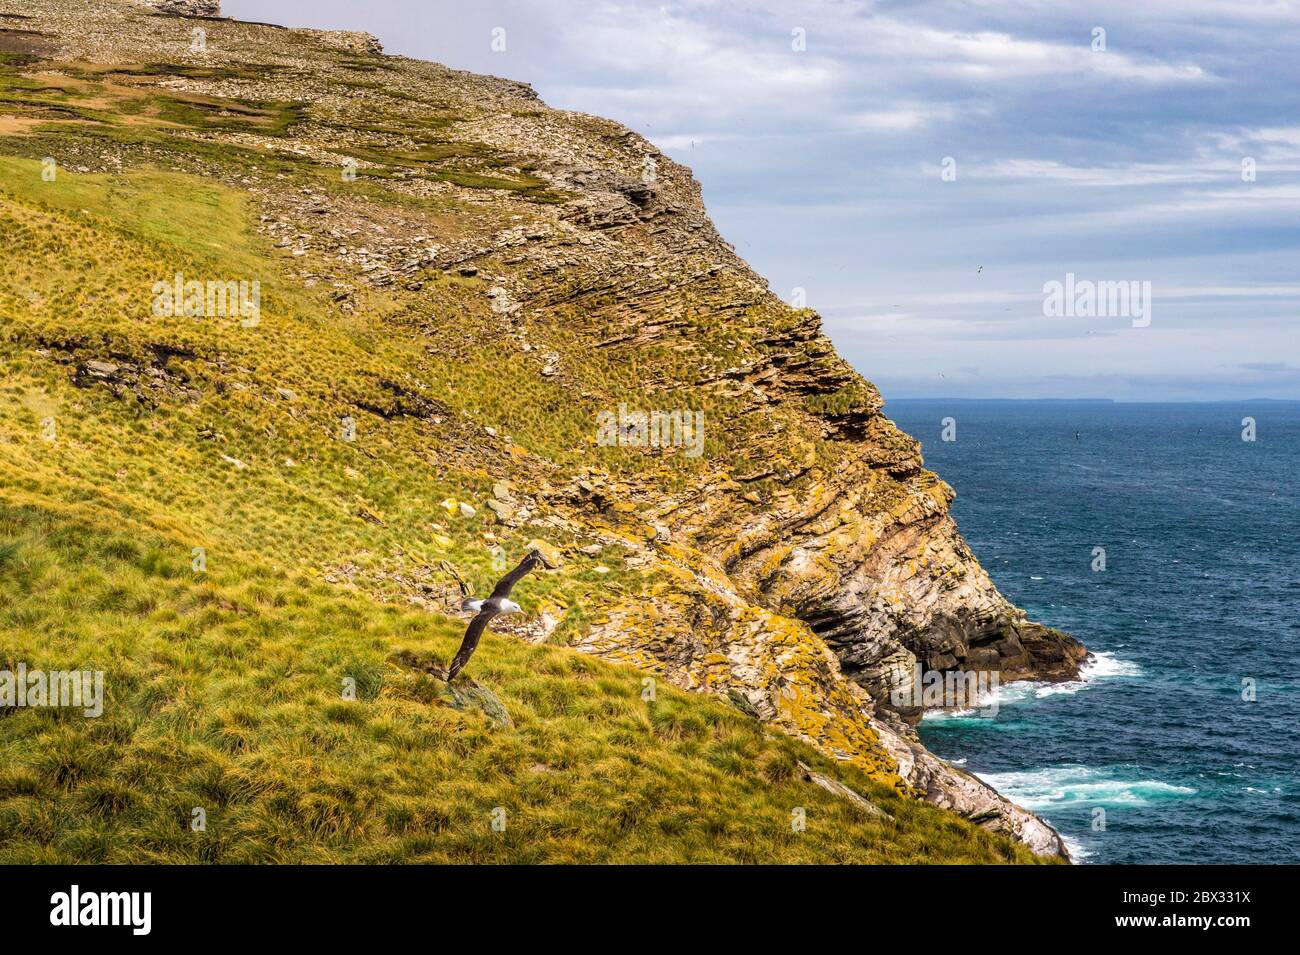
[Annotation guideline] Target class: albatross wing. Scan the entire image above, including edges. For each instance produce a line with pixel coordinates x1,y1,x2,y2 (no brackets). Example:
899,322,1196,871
447,609,496,681
487,550,543,601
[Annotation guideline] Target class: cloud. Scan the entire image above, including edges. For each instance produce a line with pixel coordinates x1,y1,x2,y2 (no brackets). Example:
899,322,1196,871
1240,361,1297,372
841,108,939,132
860,20,1211,83
973,159,1232,186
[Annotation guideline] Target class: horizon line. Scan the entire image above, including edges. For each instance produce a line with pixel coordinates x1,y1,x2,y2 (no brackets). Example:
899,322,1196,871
884,397,1300,403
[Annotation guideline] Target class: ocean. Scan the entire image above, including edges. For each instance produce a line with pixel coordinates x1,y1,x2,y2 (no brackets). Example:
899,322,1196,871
885,400,1300,864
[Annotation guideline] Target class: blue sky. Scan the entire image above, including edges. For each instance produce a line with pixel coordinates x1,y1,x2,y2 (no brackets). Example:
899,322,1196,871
227,0,1300,400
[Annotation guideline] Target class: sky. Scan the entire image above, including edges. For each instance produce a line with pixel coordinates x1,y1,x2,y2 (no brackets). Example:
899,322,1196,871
225,0,1300,400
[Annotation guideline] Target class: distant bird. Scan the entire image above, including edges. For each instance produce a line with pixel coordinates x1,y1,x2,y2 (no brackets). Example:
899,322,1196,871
446,550,545,681
977,266,983,273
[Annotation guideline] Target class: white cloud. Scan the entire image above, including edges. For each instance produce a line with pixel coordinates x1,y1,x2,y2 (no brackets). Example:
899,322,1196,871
841,108,940,132
973,159,1230,186
851,20,1210,84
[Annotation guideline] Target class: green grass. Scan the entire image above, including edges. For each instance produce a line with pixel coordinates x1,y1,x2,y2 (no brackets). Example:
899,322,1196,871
0,504,1046,863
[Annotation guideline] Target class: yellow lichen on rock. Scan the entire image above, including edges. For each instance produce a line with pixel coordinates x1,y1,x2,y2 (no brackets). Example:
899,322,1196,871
579,542,902,785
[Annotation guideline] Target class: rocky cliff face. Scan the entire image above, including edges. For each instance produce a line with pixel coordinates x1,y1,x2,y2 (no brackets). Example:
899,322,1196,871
1,0,1085,856
142,0,220,17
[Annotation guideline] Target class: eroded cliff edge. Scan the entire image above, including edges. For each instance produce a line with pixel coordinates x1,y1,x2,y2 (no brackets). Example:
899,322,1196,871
6,0,1086,856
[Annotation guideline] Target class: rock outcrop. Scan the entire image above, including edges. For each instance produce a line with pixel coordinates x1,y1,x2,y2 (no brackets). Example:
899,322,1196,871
141,0,220,17
301,29,384,57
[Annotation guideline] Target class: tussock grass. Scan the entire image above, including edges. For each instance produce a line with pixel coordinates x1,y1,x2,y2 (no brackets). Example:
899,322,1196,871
0,504,1046,863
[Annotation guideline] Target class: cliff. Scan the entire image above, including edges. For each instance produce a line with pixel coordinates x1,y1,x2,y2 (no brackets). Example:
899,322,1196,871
0,0,1086,858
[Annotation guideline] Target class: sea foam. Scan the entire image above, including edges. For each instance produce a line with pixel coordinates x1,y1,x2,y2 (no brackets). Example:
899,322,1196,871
919,650,1141,721
976,764,1196,811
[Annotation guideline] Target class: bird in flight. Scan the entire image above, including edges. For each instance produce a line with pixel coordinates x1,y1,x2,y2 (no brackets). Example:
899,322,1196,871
446,549,546,681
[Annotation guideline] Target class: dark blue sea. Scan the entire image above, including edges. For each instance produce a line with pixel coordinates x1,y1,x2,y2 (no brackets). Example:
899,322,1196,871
885,400,1300,864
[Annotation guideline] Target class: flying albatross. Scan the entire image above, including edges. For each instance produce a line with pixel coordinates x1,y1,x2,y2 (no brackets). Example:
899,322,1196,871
446,549,546,681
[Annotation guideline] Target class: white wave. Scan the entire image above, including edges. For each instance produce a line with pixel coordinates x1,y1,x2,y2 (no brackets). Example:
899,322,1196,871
1081,651,1143,679
1018,650,1143,700
1060,833,1095,864
919,651,1141,721
977,764,1196,812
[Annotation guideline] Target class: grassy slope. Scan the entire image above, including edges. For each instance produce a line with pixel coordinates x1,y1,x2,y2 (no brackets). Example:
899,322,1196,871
0,503,1042,863
0,46,1050,862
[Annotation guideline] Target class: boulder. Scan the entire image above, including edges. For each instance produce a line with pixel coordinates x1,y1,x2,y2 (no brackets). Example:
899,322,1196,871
146,0,221,16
